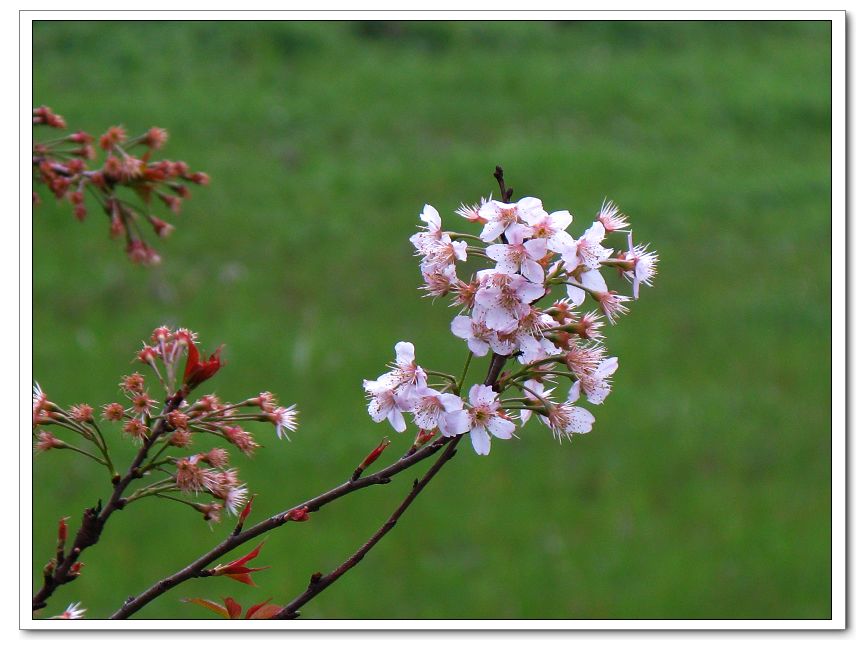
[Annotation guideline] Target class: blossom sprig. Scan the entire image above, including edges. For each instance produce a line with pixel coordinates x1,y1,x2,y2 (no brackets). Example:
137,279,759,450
365,175,657,455
32,106,209,264
33,327,300,614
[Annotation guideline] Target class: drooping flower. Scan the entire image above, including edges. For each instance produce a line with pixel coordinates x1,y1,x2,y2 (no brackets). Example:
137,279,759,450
34,430,63,453
540,402,596,442
568,356,619,405
455,196,490,223
33,382,48,427
268,405,298,440
595,291,631,323
622,231,658,299
363,383,411,433
565,267,608,307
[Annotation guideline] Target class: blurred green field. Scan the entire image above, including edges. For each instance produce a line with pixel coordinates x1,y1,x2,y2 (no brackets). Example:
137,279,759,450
32,20,831,620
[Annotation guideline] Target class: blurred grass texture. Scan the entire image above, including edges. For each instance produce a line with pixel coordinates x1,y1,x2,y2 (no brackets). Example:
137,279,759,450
32,20,831,620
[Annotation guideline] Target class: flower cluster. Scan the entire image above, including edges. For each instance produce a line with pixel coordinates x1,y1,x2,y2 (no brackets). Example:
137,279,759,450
364,189,656,455
33,326,299,525
32,106,209,264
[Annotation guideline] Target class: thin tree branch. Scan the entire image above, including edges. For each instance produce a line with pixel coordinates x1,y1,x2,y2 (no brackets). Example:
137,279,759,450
270,347,509,619
271,437,463,619
109,434,451,619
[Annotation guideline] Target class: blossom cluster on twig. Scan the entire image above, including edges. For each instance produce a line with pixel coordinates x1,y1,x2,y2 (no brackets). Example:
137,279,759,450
32,326,298,617
364,176,657,455
32,106,209,264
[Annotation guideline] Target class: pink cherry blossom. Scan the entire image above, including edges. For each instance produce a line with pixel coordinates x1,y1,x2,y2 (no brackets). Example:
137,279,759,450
485,229,548,284
450,314,493,356
477,196,547,243
464,384,516,455
408,204,446,254
540,402,596,442
473,271,546,332
411,387,470,436
551,221,612,274
522,208,573,246
568,356,618,405
622,231,658,299
363,384,410,433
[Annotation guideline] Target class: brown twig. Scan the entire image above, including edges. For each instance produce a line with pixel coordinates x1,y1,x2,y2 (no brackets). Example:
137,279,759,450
271,437,463,619
493,165,513,203
32,389,186,612
270,349,509,619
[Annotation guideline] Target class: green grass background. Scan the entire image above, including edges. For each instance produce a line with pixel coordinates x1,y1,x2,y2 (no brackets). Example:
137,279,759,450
32,20,832,620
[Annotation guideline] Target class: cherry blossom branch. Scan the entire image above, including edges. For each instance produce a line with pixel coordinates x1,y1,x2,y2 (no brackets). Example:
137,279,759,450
270,348,507,619
33,389,186,612
109,433,454,619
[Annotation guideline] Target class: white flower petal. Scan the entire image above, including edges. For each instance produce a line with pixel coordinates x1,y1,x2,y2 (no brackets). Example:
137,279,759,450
394,341,415,366
467,337,490,357
387,408,407,432
597,357,619,378
567,406,595,434
438,393,464,412
487,415,515,440
523,238,548,260
442,409,470,436
580,269,608,293
566,284,586,306
470,426,491,455
521,259,545,284
450,315,473,339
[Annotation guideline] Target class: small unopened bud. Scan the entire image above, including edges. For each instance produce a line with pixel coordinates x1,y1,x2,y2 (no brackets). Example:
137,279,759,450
403,429,437,458
351,437,391,481
57,517,69,546
148,215,174,239
188,171,210,185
